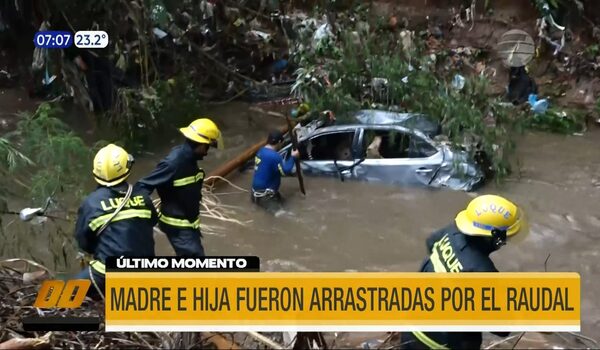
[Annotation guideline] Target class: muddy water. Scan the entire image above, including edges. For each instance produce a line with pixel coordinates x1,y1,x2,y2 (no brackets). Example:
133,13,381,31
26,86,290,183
1,94,599,340
133,102,600,338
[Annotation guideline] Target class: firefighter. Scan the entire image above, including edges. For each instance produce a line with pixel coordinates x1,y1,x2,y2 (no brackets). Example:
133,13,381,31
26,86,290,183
137,118,223,257
251,130,299,214
400,194,529,350
74,144,159,300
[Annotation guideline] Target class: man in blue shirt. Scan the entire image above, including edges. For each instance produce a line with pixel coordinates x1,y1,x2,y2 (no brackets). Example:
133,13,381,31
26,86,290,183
251,130,299,214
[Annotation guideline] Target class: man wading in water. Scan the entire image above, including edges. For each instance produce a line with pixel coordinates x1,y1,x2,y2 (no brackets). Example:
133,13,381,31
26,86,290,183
251,130,300,215
138,118,223,257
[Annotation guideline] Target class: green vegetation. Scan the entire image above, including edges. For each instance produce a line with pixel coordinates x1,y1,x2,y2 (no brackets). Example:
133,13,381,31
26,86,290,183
289,5,591,182
106,75,205,152
291,26,528,181
0,138,34,205
4,103,95,204
527,107,586,134
0,103,92,272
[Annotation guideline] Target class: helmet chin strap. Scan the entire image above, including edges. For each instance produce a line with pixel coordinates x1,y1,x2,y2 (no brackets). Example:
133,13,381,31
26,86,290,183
491,229,507,249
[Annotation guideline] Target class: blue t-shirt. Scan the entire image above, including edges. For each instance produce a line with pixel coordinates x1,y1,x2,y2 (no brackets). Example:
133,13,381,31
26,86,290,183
252,147,295,192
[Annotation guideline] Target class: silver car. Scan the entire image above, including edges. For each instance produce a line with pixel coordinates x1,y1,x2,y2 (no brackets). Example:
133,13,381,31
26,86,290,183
278,111,485,192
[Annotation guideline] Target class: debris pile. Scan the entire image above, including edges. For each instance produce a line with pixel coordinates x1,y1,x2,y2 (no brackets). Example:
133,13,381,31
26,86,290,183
0,259,325,350
2,258,599,349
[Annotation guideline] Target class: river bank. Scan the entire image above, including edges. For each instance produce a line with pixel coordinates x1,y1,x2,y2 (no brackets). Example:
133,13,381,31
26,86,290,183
1,95,598,339
1,0,600,347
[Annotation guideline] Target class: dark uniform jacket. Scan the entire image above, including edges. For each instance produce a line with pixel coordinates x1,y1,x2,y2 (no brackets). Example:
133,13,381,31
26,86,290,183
420,223,499,273
75,183,159,264
405,223,509,349
137,142,204,231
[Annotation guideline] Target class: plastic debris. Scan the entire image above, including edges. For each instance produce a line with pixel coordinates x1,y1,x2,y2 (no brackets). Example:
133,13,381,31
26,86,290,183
528,94,549,114
361,339,384,349
152,27,168,39
452,74,466,90
371,78,389,90
233,18,244,27
312,18,333,48
247,30,272,42
399,30,414,51
19,208,43,222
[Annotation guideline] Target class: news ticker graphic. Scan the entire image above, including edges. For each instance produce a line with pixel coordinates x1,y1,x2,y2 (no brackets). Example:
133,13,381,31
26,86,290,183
33,30,109,49
23,279,100,331
105,256,260,272
21,257,258,331
104,263,581,332
22,316,101,332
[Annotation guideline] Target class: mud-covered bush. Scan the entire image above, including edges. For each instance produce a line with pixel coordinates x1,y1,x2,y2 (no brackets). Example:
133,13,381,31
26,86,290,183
291,19,527,181
106,75,205,151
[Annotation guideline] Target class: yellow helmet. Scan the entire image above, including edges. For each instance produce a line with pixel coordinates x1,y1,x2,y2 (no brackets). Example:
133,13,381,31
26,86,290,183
92,144,134,187
179,118,224,149
455,194,527,237
298,103,311,115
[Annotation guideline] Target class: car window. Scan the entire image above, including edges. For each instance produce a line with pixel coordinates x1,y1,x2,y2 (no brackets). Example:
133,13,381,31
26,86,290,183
362,129,437,159
303,131,355,161
362,129,409,159
408,134,438,158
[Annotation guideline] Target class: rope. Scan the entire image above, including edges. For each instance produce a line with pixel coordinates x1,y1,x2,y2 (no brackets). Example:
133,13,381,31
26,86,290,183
88,265,105,301
251,189,276,198
203,175,250,193
151,177,252,236
96,184,133,236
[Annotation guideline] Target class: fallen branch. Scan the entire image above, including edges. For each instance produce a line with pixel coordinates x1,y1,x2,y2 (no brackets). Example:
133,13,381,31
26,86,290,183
186,40,262,85
567,332,600,348
202,332,241,350
203,123,290,188
246,332,285,350
0,332,52,350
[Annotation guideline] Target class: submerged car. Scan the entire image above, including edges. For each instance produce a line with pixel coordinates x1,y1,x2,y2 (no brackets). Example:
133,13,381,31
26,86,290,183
349,109,442,138
278,110,485,192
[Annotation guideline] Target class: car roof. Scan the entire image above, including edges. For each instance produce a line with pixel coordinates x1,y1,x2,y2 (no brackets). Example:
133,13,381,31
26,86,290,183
336,109,441,137
351,109,427,124
297,123,432,141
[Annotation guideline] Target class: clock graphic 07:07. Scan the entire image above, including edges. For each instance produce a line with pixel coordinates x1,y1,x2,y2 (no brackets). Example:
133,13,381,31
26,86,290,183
34,31,109,49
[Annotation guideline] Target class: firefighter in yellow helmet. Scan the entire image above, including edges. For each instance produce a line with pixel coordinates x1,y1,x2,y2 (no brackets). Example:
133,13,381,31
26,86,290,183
400,194,529,350
74,144,159,300
138,118,223,257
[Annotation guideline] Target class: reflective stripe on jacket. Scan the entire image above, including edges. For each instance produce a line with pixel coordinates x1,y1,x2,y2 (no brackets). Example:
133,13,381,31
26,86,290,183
137,142,204,230
409,223,507,349
74,183,159,264
89,260,106,274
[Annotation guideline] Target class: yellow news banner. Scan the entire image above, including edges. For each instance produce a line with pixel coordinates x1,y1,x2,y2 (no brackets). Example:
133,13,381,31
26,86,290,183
104,272,580,332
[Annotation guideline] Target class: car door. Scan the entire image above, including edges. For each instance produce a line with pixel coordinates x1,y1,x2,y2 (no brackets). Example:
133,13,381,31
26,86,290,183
287,128,360,180
355,126,444,186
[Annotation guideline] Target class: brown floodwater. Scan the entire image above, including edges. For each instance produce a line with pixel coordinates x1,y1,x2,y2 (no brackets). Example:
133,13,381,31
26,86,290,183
1,91,599,344
134,102,600,339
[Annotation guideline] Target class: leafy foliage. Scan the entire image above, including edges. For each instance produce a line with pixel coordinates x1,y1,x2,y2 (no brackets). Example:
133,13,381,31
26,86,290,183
0,138,33,172
7,103,93,203
0,138,34,203
526,107,586,134
291,23,527,181
106,75,205,151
